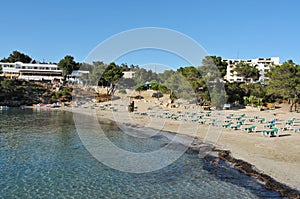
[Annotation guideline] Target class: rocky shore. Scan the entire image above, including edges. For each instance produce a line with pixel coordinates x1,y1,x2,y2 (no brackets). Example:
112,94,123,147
0,80,72,107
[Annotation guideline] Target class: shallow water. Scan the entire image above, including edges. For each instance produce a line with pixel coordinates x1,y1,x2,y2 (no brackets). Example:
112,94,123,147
0,108,282,198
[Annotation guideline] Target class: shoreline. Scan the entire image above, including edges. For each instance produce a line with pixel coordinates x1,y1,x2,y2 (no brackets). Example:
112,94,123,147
24,102,300,198
62,105,300,198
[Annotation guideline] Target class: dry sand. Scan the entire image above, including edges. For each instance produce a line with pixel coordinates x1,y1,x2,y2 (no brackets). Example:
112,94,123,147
65,89,300,190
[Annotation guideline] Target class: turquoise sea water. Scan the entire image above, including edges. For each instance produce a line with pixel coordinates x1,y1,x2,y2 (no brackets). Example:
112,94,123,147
0,109,282,198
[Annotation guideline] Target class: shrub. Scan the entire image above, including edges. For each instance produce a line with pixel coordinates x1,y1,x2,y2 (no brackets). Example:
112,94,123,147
118,89,127,94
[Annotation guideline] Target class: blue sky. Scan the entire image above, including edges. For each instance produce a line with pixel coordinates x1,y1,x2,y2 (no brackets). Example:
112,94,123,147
1,0,299,68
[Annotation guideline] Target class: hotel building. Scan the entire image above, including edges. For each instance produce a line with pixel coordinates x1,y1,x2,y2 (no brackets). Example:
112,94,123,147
0,62,63,81
223,57,280,83
122,71,135,79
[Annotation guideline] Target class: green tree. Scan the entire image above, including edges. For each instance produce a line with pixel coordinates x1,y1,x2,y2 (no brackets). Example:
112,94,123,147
158,84,170,93
202,56,228,77
1,50,32,63
243,95,256,107
150,80,170,97
199,56,226,108
78,62,93,72
209,81,226,109
58,55,79,77
164,72,195,100
266,60,300,111
84,61,125,94
243,95,264,110
150,80,159,91
240,83,266,99
225,82,245,104
100,62,124,95
134,83,147,95
178,66,202,91
133,68,158,85
233,63,259,82
89,61,106,85
158,70,176,84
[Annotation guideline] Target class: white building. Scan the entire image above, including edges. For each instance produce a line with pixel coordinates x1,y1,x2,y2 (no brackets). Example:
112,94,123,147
223,57,280,83
122,71,135,79
67,70,90,84
0,62,63,81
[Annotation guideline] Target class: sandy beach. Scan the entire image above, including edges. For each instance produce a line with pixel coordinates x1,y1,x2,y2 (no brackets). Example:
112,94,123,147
60,89,300,192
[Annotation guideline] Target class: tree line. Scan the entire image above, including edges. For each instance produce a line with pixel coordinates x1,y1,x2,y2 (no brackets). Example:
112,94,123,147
1,51,299,111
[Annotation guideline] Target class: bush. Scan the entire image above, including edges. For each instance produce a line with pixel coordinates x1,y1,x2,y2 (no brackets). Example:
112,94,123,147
170,92,177,101
158,84,170,93
134,83,147,92
118,89,127,94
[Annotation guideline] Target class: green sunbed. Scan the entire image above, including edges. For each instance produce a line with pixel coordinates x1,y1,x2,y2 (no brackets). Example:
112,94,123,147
257,118,265,123
248,118,255,122
286,120,294,125
237,119,246,124
222,123,231,128
243,125,256,133
262,128,279,137
231,123,241,130
205,111,211,116
264,123,275,128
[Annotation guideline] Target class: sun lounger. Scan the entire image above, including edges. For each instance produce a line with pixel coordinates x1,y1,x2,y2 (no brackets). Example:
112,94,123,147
285,120,294,126
171,115,180,120
222,123,231,128
192,118,200,122
225,119,232,123
198,114,205,119
248,118,255,122
237,119,246,124
198,120,206,124
205,111,211,116
257,118,265,123
226,114,234,119
294,128,300,133
208,121,217,126
264,123,276,128
243,125,256,133
262,128,279,137
231,123,241,130
233,116,243,120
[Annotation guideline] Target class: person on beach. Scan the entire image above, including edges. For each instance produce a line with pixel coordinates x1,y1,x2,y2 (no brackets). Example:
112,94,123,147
130,100,134,112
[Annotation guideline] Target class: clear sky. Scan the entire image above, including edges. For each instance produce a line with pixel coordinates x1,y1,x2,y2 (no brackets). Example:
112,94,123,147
1,0,299,68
